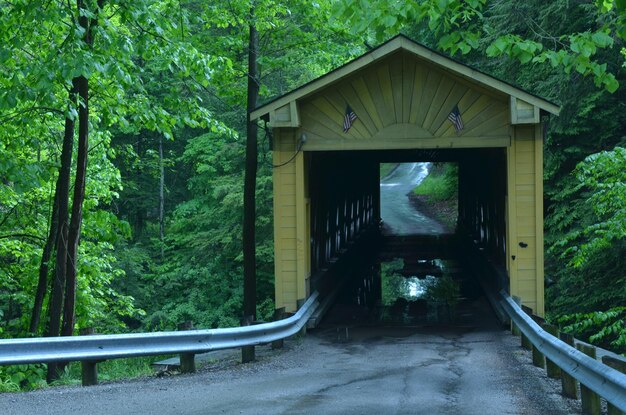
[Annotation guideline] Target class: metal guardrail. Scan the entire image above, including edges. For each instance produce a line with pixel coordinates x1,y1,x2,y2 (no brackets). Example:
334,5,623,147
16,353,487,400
499,291,626,412
0,292,320,366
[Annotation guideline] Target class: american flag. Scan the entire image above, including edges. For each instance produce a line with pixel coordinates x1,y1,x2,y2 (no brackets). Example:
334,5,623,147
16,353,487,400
343,105,357,133
447,104,464,133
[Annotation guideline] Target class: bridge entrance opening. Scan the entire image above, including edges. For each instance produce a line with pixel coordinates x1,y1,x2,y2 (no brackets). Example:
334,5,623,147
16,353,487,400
304,148,510,327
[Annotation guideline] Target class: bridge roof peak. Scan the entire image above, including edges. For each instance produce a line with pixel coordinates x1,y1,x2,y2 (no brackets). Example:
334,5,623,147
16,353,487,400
251,34,559,124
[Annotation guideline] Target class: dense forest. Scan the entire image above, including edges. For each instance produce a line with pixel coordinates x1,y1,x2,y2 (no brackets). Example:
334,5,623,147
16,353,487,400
1,0,625,387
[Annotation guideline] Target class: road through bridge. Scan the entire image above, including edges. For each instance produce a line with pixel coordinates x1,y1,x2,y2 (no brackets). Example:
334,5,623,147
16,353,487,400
380,162,444,235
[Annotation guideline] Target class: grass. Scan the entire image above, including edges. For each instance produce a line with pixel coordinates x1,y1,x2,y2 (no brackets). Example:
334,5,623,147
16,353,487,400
0,355,173,392
412,163,458,201
0,377,21,392
50,355,169,387
411,163,459,230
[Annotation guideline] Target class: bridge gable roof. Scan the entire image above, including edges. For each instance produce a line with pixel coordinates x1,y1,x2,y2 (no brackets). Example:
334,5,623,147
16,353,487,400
251,35,560,126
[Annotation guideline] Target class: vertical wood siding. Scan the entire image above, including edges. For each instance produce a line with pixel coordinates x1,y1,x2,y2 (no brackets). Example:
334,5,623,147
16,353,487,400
507,125,545,315
273,130,299,311
299,51,510,148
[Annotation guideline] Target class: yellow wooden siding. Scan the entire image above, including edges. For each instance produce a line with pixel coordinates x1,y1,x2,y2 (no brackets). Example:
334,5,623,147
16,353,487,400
268,47,548,317
298,51,509,151
295,151,309,301
401,54,416,123
273,130,300,311
507,125,545,316
534,124,545,316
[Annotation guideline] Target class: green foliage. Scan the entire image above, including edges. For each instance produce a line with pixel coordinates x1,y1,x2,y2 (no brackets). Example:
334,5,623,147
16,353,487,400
1,0,359,341
0,364,47,391
110,0,359,332
545,147,626,325
95,356,164,382
381,258,408,306
412,163,458,201
0,377,20,393
114,130,276,330
561,148,626,268
558,307,626,353
48,357,164,387
333,0,485,54
0,0,225,339
424,275,460,311
334,0,625,92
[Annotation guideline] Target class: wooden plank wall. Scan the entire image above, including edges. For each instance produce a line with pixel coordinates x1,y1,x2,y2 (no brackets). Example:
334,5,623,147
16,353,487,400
273,129,303,312
299,51,511,150
508,125,545,315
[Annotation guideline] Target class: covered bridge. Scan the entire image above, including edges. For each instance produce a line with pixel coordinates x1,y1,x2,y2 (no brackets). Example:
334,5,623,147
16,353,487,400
250,35,559,316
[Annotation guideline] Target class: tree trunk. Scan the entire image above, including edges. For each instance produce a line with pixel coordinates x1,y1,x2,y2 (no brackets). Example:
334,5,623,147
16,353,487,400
61,73,89,337
61,0,97,337
243,21,259,321
47,0,101,381
46,82,77,382
47,83,78,339
30,188,59,333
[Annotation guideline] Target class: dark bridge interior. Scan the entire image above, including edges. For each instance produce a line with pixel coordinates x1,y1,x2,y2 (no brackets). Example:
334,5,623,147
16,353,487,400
306,149,509,326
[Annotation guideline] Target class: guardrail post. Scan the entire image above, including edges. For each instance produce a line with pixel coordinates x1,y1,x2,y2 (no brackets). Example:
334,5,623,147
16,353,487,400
559,333,578,399
541,323,561,378
576,343,601,415
520,305,533,350
530,316,545,369
511,296,521,336
272,308,286,349
511,320,521,336
80,328,99,386
241,315,255,363
602,356,626,415
178,321,196,373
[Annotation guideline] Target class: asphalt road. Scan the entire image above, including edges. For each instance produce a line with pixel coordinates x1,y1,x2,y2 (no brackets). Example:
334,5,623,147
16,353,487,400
380,163,445,235
0,298,580,415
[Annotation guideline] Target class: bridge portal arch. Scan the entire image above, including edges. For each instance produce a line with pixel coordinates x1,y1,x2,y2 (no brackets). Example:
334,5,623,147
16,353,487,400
251,35,559,316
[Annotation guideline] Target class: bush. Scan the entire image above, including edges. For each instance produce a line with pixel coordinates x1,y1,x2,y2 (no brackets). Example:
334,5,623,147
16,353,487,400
557,307,626,355
0,364,47,391
413,163,458,201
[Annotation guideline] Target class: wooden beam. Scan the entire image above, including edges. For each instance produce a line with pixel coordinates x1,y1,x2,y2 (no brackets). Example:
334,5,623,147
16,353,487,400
295,150,307,301
301,134,511,151
534,123,545,316
506,136,518,300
